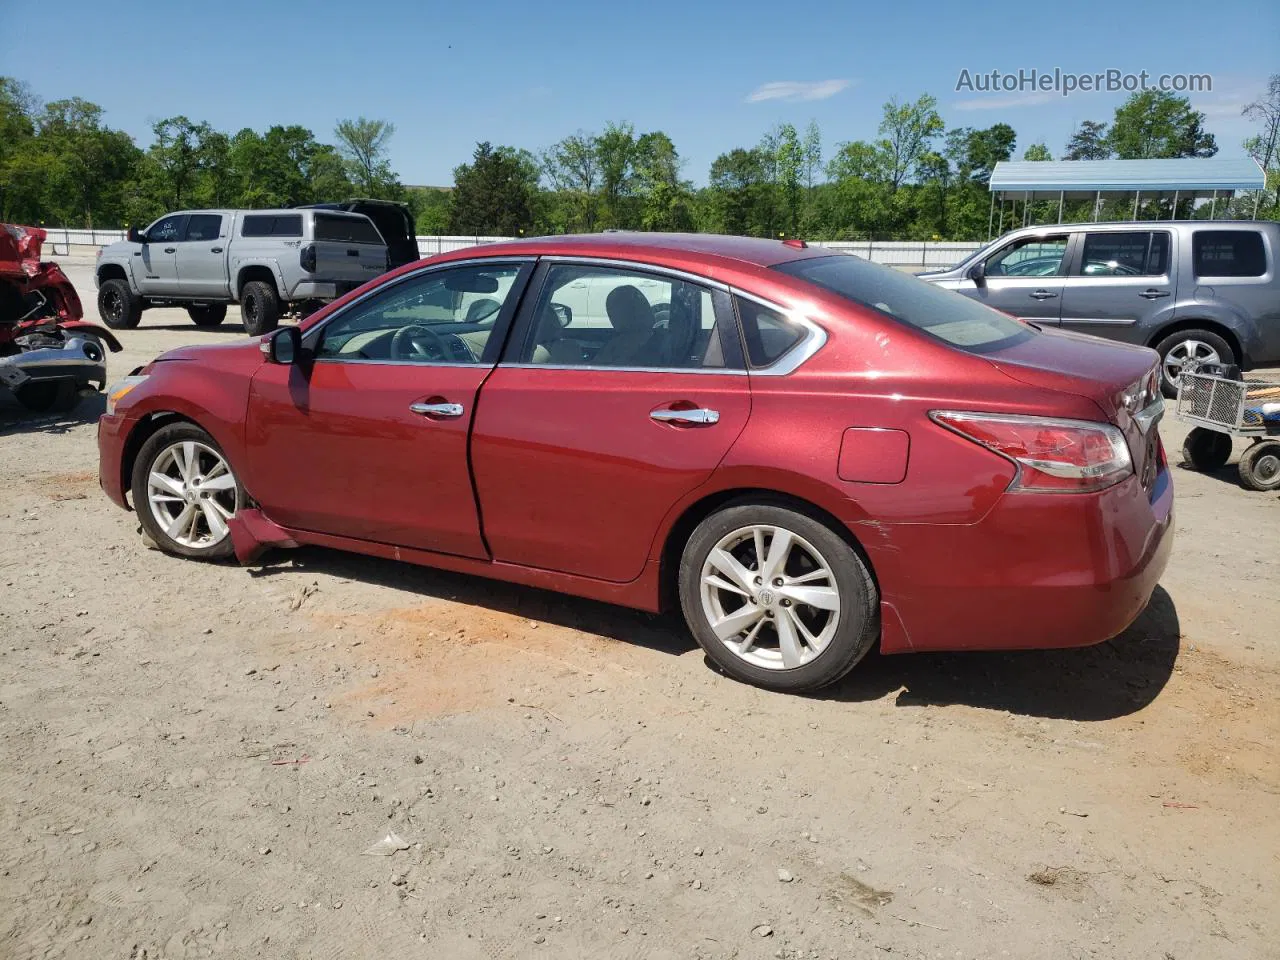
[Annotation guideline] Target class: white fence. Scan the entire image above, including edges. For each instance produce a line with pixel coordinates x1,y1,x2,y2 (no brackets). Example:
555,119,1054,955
36,229,981,269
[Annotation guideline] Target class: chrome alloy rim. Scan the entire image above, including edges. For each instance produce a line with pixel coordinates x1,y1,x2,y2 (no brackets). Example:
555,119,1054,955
1163,339,1220,386
146,441,238,548
699,524,841,670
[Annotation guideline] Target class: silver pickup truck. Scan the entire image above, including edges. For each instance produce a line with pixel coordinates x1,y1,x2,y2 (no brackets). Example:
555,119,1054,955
95,208,389,336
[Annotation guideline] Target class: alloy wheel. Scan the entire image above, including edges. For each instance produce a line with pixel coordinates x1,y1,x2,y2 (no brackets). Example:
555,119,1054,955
146,440,238,548
1163,338,1220,388
103,290,122,323
699,524,841,670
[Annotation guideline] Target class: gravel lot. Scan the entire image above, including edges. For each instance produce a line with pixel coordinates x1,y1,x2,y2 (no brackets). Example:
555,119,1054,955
1,260,1277,959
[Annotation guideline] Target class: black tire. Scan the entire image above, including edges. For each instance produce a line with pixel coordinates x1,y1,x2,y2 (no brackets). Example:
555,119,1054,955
15,379,78,413
188,304,227,327
131,422,244,560
97,278,143,330
1154,328,1235,399
240,281,280,336
1237,441,1280,492
1180,427,1233,472
678,502,879,693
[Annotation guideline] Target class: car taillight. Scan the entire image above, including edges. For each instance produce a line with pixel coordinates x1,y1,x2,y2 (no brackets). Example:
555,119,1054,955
930,411,1133,493
299,244,316,272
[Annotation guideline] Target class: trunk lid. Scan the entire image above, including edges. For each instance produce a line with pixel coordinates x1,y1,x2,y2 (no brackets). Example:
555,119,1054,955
988,326,1165,493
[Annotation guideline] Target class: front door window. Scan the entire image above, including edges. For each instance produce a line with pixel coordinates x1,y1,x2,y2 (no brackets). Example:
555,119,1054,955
986,236,1069,277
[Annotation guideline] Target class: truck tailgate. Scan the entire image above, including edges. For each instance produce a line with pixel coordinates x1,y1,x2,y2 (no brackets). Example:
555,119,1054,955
312,241,386,282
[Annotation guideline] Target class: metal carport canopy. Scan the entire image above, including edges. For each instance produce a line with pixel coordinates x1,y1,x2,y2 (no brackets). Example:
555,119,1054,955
989,158,1266,197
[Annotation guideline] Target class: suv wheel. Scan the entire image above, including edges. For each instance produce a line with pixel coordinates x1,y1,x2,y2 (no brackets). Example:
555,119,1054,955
97,278,143,330
240,281,280,336
678,503,879,693
131,423,244,560
1154,328,1234,398
188,304,227,327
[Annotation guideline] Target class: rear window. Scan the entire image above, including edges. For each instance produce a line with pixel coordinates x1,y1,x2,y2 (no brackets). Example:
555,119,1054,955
314,214,384,244
775,254,1034,353
241,214,303,238
1193,230,1267,278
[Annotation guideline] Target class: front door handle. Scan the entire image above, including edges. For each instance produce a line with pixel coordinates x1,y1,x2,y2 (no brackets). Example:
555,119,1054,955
650,407,720,425
211,246,223,253
1029,290,1058,300
164,247,176,254
1139,289,1170,299
409,401,464,418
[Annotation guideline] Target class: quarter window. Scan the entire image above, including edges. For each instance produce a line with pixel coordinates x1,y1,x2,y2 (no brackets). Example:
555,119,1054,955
736,297,804,367
185,214,223,242
520,264,734,370
1193,230,1267,278
985,235,1069,277
316,264,522,364
1078,231,1170,276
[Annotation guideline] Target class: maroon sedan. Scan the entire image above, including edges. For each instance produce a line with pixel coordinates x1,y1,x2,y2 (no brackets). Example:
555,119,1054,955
98,234,1172,692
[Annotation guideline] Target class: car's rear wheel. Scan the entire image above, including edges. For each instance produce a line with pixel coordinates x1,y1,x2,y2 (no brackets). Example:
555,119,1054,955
240,281,280,337
1181,427,1233,472
678,503,878,692
97,278,142,330
132,423,244,560
1154,328,1235,398
1238,440,1280,491
188,304,227,327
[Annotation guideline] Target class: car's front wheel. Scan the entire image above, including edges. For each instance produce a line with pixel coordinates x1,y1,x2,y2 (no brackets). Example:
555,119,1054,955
678,503,879,692
131,423,244,559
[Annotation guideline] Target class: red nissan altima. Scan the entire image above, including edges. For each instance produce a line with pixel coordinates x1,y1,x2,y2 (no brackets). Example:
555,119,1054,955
98,233,1173,692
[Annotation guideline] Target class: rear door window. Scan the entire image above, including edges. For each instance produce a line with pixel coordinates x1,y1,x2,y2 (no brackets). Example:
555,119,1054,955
314,214,384,244
240,215,303,238
1078,231,1170,276
1193,230,1267,277
184,214,223,242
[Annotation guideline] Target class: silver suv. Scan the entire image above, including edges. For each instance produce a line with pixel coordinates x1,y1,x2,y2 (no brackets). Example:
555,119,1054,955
919,221,1280,395
95,208,389,336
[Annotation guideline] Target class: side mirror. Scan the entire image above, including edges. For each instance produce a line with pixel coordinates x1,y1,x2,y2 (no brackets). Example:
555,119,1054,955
127,226,146,244
260,325,301,364
966,261,986,286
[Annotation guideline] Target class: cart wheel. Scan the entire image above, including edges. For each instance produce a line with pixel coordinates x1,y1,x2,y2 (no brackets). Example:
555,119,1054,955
1237,441,1280,491
1181,427,1233,472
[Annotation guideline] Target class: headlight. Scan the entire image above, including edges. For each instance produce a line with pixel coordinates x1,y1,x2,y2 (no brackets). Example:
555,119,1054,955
106,375,148,414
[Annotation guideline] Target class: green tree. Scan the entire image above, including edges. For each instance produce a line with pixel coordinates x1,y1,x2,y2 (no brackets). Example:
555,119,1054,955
633,132,694,231
945,123,1016,183
334,117,400,197
1064,120,1110,160
35,98,140,227
1023,143,1052,161
1106,92,1217,159
448,142,539,235
595,122,638,228
542,132,599,231
708,147,774,236
877,94,945,191
1243,74,1280,216
140,116,219,210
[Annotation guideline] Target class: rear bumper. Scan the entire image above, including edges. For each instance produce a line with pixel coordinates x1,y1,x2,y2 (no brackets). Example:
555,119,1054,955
860,464,1174,654
287,279,364,301
97,412,131,510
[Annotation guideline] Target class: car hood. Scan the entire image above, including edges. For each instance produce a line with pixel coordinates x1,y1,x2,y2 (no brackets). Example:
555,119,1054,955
987,325,1158,409
154,340,261,364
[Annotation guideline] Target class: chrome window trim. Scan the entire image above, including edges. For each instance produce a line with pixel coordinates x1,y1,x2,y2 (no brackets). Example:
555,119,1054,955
729,287,828,377
300,256,537,355
498,362,747,376
538,255,732,292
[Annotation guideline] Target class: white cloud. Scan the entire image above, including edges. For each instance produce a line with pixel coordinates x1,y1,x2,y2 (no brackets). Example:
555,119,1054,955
952,92,1055,111
746,79,850,103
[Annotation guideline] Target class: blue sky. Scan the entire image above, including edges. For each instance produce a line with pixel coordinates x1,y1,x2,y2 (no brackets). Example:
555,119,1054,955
3,0,1275,186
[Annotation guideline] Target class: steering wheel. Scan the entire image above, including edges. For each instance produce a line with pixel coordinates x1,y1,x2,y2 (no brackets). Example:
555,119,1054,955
390,324,450,361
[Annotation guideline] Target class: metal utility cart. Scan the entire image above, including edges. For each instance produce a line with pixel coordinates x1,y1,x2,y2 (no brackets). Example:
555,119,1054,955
1175,368,1280,491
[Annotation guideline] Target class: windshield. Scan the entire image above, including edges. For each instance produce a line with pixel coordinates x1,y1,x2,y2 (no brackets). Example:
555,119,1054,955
775,254,1034,353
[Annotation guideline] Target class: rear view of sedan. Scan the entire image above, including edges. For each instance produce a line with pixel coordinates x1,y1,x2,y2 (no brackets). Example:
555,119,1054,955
98,233,1172,693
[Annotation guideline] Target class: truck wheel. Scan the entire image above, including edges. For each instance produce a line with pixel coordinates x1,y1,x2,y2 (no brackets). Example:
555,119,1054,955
188,304,227,327
1237,441,1280,491
98,279,142,330
1154,328,1234,398
240,281,280,336
1180,427,1232,472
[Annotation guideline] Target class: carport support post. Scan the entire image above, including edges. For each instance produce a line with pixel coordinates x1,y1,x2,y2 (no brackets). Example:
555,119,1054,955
1093,191,1101,222
1057,191,1064,224
1133,191,1140,220
1172,190,1179,220
1210,190,1218,218
1254,191,1261,218
988,191,996,239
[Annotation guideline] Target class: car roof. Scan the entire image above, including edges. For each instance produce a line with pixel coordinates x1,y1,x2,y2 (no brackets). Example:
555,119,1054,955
1002,219,1276,234
453,232,831,269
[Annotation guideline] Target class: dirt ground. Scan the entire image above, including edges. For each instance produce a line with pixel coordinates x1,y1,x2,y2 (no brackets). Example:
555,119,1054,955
1,261,1278,960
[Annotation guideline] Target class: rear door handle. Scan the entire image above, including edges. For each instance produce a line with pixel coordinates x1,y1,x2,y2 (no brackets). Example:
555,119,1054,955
650,407,719,425
1139,289,1170,299
347,249,359,257
164,247,176,254
1029,290,1058,300
409,401,464,418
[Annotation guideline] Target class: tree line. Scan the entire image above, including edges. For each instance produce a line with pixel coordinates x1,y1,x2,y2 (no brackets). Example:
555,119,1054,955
2,75,1276,242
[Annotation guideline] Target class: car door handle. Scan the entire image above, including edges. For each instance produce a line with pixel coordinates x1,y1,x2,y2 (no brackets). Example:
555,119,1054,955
409,401,464,418
211,246,223,253
164,247,176,254
650,407,719,425
1139,289,1170,299
1029,290,1058,300
347,249,359,257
